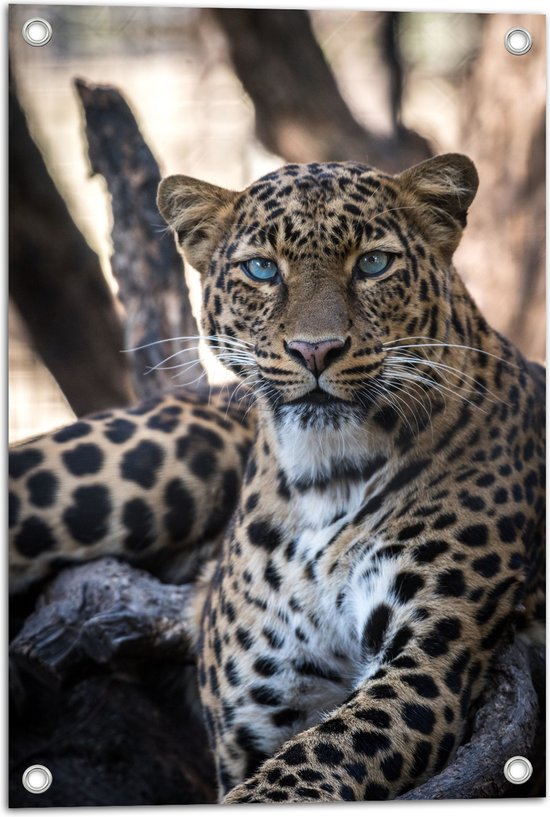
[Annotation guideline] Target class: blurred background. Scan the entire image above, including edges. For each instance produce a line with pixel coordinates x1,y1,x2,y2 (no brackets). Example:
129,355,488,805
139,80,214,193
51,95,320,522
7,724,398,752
9,5,545,442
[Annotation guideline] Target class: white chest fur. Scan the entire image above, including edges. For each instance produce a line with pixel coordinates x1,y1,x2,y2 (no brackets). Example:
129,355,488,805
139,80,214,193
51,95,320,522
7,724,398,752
291,479,368,530
275,411,374,490
235,476,411,755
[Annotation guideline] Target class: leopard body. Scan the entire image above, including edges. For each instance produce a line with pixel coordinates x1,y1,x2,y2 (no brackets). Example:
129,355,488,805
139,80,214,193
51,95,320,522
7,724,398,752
10,154,545,803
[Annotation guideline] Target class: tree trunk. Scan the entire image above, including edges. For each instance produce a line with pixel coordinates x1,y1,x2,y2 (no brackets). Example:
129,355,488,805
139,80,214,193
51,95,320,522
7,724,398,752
9,77,134,416
74,80,204,398
212,8,431,172
456,14,545,361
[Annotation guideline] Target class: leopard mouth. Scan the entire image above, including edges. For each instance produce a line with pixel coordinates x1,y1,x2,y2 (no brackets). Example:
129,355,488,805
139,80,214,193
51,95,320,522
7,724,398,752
287,388,349,406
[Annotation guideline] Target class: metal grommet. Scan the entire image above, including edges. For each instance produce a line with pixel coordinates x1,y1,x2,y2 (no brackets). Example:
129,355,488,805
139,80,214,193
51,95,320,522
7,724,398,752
503,756,533,785
22,764,53,794
22,18,53,47
504,27,533,56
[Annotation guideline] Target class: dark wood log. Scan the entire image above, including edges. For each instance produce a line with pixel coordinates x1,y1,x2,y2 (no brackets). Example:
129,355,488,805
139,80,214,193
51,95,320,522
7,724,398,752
9,75,133,416
9,559,216,807
10,558,195,687
74,79,204,398
212,9,431,172
10,675,215,806
399,638,540,799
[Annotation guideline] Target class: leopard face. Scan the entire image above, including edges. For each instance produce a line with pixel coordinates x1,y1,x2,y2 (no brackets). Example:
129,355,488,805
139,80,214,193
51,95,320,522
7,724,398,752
158,154,479,487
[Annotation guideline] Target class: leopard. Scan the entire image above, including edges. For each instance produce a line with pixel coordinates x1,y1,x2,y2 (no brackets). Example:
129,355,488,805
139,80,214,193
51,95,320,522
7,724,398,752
9,153,545,803
156,153,545,802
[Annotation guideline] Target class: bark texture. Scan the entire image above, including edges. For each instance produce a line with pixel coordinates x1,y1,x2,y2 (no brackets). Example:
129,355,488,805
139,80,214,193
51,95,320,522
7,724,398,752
75,79,204,398
10,559,214,807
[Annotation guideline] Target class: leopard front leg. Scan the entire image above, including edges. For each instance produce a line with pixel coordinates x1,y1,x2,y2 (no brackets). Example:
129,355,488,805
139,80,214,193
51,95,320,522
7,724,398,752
221,643,484,804
201,590,493,805
201,517,525,803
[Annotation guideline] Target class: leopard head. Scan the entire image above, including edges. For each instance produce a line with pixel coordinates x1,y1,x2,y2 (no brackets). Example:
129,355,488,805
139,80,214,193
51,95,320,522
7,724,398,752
158,154,478,433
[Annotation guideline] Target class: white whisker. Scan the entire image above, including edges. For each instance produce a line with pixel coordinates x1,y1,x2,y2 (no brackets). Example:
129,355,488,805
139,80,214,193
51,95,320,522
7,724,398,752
123,333,253,354
172,368,209,389
383,338,518,368
386,353,500,405
384,368,486,414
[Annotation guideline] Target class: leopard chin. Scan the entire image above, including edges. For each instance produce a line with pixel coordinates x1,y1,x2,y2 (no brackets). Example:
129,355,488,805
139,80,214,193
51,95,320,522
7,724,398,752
260,380,371,428
275,398,362,431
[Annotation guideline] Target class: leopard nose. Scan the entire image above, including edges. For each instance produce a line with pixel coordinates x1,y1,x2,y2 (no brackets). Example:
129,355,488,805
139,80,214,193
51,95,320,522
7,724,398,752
286,338,347,375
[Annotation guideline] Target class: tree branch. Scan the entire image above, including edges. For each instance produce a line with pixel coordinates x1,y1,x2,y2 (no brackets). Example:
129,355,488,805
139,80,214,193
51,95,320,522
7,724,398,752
74,79,204,397
212,9,431,172
9,75,133,416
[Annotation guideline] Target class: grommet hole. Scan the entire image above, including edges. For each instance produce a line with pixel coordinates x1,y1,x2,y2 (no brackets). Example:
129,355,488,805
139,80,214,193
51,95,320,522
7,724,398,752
504,28,533,56
503,756,533,785
22,764,53,794
22,18,53,47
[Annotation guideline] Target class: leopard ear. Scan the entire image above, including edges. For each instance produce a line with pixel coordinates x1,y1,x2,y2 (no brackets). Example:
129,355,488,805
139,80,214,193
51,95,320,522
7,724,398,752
157,175,237,274
397,153,479,256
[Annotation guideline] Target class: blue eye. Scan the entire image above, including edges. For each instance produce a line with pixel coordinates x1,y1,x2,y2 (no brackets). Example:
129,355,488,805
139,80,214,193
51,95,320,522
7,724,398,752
356,251,392,278
242,258,280,282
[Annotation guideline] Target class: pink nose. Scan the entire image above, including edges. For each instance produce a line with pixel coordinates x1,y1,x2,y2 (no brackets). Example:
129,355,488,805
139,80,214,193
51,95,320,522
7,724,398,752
286,338,346,375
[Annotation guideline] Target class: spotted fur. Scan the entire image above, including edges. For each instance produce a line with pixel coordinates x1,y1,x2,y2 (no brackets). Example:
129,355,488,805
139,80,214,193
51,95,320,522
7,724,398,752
10,154,545,803
9,386,254,593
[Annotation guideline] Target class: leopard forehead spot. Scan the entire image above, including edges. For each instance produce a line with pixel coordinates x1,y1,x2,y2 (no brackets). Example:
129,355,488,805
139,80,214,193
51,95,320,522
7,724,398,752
232,163,397,254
